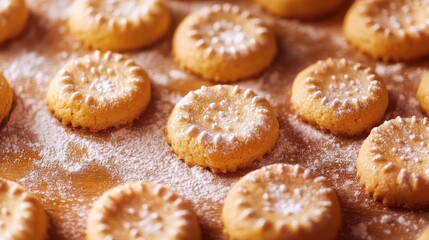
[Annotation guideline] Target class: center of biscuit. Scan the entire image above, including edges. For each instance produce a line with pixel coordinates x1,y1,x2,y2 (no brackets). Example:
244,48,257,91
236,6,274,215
321,68,368,101
71,61,129,100
119,203,164,237
201,19,248,48
202,99,241,133
262,182,306,216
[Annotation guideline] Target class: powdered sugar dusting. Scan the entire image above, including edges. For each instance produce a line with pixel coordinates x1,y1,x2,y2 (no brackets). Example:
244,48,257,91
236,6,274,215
265,182,304,216
0,1,10,12
361,0,429,37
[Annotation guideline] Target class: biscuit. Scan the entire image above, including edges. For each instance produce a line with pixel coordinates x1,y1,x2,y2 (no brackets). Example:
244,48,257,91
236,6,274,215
357,117,429,209
0,0,28,44
255,0,343,19
417,72,429,115
166,85,279,173
418,228,429,240
173,3,277,83
0,72,13,125
69,0,171,51
46,51,151,132
290,58,389,136
0,177,49,240
222,164,341,240
86,182,201,240
343,0,429,61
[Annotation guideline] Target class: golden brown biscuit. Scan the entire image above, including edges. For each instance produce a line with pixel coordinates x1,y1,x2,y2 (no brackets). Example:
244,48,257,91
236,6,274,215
417,72,429,115
166,85,279,173
0,0,29,44
69,0,171,51
46,51,151,132
418,228,429,240
357,117,429,209
343,0,429,61
86,182,201,240
0,72,13,125
173,3,277,83
255,0,343,19
222,164,341,240
291,58,389,136
0,177,49,240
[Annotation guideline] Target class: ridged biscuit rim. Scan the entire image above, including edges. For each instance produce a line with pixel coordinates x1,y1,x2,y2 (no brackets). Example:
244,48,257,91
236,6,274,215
86,182,201,240
46,50,151,132
167,85,279,173
357,116,429,209
222,164,341,240
0,177,49,240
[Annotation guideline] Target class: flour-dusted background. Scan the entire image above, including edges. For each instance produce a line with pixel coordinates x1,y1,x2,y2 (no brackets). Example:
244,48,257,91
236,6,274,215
0,0,428,239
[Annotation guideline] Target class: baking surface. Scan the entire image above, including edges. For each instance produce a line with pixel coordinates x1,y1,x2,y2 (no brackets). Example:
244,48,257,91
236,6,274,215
1,0,429,239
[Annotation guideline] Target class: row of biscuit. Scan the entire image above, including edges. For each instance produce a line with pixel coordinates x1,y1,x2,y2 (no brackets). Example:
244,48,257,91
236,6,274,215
3,52,429,238
1,149,428,240
1,0,429,130
0,163,341,240
3,0,429,62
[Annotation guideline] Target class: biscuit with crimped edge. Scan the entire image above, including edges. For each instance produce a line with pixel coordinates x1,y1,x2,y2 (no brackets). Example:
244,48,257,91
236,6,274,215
46,51,151,132
0,0,28,44
344,0,429,61
86,182,201,240
418,228,429,240
0,73,13,125
222,164,341,240
173,3,277,83
357,116,429,209
417,72,429,115
255,0,343,19
0,177,49,240
167,85,279,173
69,0,171,51
291,58,389,136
